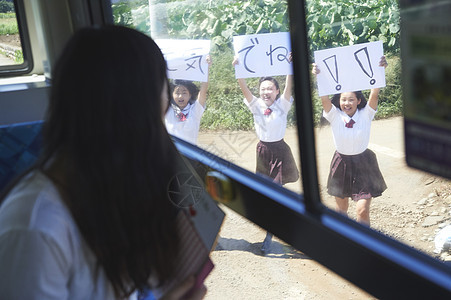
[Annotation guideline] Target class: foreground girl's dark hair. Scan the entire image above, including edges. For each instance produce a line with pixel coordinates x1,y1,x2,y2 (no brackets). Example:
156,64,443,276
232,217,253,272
39,26,179,297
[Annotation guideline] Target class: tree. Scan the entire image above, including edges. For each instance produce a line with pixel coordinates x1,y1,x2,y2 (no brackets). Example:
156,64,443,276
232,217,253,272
0,0,14,13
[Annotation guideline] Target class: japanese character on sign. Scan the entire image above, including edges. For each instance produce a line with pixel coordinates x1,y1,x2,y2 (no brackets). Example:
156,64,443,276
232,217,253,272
233,32,292,78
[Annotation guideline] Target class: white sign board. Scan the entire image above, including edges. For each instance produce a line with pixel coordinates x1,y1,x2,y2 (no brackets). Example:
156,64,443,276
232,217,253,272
156,39,211,82
233,32,292,78
313,41,386,96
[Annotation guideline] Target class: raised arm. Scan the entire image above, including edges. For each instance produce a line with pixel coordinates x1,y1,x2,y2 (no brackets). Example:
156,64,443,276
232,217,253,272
282,74,293,101
198,55,212,108
312,63,332,113
232,57,253,103
368,56,388,110
281,52,293,101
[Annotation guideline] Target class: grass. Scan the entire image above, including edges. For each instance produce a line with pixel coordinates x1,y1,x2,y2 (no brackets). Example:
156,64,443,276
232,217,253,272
0,13,18,35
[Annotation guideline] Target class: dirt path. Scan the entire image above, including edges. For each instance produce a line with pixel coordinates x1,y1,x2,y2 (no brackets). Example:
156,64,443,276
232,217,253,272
197,116,451,299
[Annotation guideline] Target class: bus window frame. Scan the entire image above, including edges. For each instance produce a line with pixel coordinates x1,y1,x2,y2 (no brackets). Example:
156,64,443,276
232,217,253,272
0,0,33,77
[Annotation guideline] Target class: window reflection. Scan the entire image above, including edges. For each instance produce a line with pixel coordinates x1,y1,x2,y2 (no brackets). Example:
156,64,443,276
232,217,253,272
0,4,23,66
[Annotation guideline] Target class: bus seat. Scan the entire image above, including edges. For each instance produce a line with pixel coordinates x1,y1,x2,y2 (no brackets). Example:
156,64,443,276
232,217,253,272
0,121,43,191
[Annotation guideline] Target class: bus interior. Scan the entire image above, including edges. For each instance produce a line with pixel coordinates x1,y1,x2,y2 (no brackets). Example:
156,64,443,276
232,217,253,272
1,0,451,298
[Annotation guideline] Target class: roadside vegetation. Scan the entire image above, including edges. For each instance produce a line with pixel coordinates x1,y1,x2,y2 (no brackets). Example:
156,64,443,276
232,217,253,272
0,0,16,34
0,3,23,64
117,0,402,129
0,13,16,35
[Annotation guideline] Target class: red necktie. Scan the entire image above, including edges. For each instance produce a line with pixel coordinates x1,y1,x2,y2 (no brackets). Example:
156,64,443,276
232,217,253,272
264,108,272,116
177,112,187,121
345,119,355,128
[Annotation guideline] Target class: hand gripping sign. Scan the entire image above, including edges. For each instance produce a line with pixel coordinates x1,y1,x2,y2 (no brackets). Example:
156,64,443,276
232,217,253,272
233,32,293,78
314,41,386,96
156,39,211,82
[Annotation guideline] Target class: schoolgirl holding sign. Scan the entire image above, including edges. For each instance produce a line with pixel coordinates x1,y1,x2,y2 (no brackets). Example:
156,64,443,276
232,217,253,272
233,54,299,252
312,56,388,226
165,56,211,145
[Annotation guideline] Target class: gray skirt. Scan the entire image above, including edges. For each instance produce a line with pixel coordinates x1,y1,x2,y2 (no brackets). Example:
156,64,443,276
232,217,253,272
327,149,387,200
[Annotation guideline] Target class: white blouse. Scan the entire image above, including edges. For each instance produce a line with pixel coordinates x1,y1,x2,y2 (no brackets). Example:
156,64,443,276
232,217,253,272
244,95,293,142
0,171,137,299
323,104,376,155
165,101,205,145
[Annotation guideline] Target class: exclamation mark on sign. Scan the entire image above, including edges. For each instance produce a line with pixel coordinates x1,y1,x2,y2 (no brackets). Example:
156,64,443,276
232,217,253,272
354,47,375,85
323,55,341,91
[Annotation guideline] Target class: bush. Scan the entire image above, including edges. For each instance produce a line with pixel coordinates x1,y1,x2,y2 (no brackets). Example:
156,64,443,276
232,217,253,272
165,0,289,52
200,49,254,130
0,1,14,14
306,0,400,56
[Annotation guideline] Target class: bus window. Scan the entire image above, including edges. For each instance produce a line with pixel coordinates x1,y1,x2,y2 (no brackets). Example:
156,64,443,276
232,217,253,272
109,0,451,261
0,0,31,76
306,0,451,264
111,0,304,197
109,1,451,297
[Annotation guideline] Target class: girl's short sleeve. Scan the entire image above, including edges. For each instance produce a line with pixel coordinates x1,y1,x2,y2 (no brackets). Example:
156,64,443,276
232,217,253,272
323,105,338,122
278,96,293,113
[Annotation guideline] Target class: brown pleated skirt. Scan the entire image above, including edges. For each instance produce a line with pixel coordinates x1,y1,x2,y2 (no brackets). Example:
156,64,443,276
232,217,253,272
256,139,299,185
327,149,387,200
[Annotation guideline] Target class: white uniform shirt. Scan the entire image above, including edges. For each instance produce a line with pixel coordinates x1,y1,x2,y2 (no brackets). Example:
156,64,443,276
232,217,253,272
323,104,376,155
165,101,205,145
244,95,293,142
0,171,138,300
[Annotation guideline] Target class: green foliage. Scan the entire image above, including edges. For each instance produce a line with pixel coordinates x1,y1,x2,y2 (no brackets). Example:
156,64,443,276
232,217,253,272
14,49,22,63
112,0,150,34
165,0,289,51
0,12,17,34
306,0,400,55
375,54,402,119
0,22,17,35
112,0,402,129
200,49,254,130
0,1,14,14
0,12,14,18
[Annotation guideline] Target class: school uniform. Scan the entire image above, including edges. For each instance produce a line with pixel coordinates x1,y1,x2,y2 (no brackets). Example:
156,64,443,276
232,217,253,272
0,171,124,299
323,104,387,200
244,95,299,185
165,101,205,145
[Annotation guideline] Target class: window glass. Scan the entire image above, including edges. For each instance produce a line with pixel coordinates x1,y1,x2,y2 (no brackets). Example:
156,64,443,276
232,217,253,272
0,1,23,67
110,0,451,297
307,0,451,264
111,0,303,195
